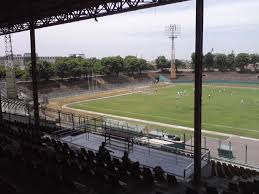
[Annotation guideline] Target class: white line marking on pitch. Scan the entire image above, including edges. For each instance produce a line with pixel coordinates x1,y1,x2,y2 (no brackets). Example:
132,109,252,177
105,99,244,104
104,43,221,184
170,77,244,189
62,86,259,140
64,91,259,133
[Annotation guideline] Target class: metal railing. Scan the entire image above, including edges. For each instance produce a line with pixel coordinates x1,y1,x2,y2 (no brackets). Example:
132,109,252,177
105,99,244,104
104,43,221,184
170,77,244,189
183,150,210,179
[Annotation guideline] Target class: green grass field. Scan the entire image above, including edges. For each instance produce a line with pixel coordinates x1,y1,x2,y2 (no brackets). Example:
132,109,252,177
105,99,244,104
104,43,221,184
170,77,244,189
69,84,259,138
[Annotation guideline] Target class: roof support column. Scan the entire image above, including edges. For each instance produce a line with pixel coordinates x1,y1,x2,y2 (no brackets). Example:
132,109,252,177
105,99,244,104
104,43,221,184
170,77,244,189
30,23,40,139
0,89,3,124
194,0,204,184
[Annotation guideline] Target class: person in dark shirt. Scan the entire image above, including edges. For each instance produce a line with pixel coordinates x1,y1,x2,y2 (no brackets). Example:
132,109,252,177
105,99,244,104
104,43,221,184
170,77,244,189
98,142,113,163
122,151,131,168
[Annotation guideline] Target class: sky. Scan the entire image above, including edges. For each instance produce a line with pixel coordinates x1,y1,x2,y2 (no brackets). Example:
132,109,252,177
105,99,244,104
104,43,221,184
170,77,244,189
0,0,259,60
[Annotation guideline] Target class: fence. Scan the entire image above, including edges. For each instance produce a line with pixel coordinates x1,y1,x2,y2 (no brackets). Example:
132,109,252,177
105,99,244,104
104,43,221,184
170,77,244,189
187,136,259,171
183,150,210,179
1,103,258,171
168,79,259,86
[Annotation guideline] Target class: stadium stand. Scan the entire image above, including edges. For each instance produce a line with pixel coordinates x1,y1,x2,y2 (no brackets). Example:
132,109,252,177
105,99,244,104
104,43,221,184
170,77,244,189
0,118,258,194
15,75,153,99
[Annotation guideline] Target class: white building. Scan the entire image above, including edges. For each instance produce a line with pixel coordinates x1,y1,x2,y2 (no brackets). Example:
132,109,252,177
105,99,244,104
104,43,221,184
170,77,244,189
69,53,86,58
0,53,60,69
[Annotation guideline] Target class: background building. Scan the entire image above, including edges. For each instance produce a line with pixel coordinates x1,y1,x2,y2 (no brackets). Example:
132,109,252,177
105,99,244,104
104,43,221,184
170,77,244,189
0,53,60,70
69,53,86,58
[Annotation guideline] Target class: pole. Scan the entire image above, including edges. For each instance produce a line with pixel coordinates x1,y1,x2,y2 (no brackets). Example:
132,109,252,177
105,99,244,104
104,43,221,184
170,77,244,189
171,30,176,79
28,106,31,129
191,135,193,151
92,69,94,93
8,100,11,122
44,107,47,127
30,22,40,139
58,111,61,130
0,89,2,124
245,144,247,164
204,136,207,151
96,74,97,91
84,117,86,132
87,74,90,90
78,115,81,130
72,114,75,130
194,0,204,184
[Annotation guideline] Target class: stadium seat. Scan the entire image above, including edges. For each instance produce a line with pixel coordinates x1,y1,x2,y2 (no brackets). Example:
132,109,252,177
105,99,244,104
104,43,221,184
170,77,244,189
167,174,177,185
206,186,218,194
153,166,165,182
142,167,154,184
228,182,238,192
185,187,198,194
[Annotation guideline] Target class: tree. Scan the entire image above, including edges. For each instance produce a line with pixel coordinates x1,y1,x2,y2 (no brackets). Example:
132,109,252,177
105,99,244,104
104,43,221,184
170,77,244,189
155,56,170,69
80,58,92,78
92,59,103,74
101,56,123,75
136,58,148,74
14,67,26,79
26,61,55,80
0,65,6,79
226,52,235,71
204,52,214,71
124,56,138,75
54,58,70,78
175,59,185,70
214,54,227,72
113,56,124,75
39,61,55,80
67,58,82,77
250,54,259,64
235,53,250,72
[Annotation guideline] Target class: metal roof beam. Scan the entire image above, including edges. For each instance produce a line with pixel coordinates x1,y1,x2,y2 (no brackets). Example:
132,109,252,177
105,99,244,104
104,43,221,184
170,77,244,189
0,0,189,35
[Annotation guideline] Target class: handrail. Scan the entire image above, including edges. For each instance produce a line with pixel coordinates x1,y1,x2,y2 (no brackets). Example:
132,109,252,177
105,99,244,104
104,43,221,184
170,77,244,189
58,136,182,178
183,150,210,179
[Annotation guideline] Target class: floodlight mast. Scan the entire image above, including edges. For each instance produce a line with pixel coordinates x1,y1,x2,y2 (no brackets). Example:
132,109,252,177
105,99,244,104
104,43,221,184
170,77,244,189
165,24,181,79
4,34,17,99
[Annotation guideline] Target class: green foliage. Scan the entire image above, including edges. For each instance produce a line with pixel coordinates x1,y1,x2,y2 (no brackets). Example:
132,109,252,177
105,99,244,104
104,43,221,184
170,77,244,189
92,59,103,74
39,61,55,80
226,52,235,71
175,59,185,69
136,58,148,74
214,54,227,72
190,51,259,72
204,52,214,71
235,53,250,72
27,61,55,80
155,56,170,69
250,54,259,64
14,67,27,79
53,58,71,78
101,56,123,75
0,65,6,79
80,58,92,77
124,56,139,75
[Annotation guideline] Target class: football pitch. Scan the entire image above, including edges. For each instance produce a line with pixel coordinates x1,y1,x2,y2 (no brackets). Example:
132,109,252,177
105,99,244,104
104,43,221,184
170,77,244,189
68,84,259,138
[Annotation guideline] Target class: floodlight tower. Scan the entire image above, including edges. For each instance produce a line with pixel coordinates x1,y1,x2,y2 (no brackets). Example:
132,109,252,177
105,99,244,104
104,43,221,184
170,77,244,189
165,24,181,79
5,34,17,99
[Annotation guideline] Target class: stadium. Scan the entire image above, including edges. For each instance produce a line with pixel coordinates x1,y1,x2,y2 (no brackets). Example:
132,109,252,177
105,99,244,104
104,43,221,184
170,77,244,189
0,0,259,194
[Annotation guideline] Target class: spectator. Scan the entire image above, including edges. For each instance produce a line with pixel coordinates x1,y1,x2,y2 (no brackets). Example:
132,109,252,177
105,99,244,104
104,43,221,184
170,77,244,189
122,151,131,168
97,142,112,163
